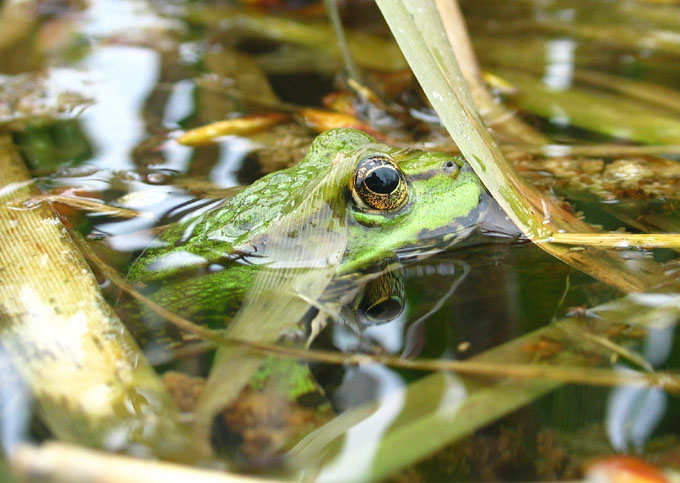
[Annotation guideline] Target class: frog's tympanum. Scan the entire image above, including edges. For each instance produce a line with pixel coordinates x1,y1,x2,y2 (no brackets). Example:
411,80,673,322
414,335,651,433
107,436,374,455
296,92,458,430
128,128,488,330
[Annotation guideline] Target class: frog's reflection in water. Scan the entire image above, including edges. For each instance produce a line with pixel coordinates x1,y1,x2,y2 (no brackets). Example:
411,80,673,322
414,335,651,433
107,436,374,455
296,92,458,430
328,258,469,358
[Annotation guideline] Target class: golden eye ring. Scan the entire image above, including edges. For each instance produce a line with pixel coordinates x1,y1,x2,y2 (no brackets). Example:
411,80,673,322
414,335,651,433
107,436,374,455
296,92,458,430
351,154,408,212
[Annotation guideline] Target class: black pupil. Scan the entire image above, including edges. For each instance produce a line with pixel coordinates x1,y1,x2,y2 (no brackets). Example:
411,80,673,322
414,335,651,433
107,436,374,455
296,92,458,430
364,298,403,322
365,166,400,194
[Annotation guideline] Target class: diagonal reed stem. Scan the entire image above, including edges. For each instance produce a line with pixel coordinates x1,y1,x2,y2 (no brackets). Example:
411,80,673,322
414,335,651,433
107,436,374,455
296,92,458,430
374,0,669,293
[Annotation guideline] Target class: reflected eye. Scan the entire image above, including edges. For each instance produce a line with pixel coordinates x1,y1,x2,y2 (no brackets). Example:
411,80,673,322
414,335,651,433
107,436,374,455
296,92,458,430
352,154,408,212
357,295,404,325
356,259,406,326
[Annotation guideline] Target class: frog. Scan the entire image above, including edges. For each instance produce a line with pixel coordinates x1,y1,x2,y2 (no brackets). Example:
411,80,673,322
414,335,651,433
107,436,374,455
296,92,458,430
127,127,490,332
125,127,495,446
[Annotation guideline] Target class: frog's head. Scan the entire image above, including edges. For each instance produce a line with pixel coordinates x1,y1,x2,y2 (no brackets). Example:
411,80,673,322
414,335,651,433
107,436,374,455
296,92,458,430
315,129,486,274
130,128,487,283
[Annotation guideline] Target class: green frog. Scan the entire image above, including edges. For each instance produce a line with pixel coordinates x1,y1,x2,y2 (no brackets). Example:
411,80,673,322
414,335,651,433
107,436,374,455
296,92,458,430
127,127,495,438
128,128,489,331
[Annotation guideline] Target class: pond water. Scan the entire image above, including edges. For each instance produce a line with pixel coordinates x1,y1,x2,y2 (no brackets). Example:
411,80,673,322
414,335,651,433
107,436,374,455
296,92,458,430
3,0,680,481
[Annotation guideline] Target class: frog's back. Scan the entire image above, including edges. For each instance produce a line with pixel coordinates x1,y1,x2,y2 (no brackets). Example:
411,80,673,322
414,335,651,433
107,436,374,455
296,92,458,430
129,129,374,281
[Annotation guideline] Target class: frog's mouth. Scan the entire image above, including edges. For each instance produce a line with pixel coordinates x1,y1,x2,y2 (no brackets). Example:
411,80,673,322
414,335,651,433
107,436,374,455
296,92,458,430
414,195,489,244
391,193,492,261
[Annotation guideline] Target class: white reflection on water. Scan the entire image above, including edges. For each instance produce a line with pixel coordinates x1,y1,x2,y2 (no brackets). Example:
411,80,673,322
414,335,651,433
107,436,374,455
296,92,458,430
315,369,467,482
0,345,31,455
332,305,408,354
435,373,468,420
543,38,575,91
211,137,259,188
644,325,674,367
363,308,408,354
542,38,576,127
606,367,666,452
81,0,174,37
146,251,207,273
163,79,195,129
97,193,194,243
629,292,680,308
605,322,674,451
160,79,195,172
160,141,193,173
78,46,159,171
318,366,405,482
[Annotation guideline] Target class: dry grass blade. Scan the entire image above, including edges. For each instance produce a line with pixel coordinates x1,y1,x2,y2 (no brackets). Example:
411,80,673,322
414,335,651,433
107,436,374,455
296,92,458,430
12,442,265,483
13,194,147,218
0,134,193,458
504,143,680,158
176,113,290,146
549,233,680,249
556,320,653,372
411,142,680,158
322,0,362,84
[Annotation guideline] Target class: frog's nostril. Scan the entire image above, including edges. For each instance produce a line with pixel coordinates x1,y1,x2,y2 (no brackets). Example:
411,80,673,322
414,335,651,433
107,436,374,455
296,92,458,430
442,160,459,175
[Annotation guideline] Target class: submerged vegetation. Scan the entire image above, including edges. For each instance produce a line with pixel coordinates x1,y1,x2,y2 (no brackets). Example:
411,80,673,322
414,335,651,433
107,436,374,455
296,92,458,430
2,0,680,481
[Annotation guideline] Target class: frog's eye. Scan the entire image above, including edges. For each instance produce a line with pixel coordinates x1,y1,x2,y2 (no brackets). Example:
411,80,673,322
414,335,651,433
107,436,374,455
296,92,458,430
352,154,408,213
